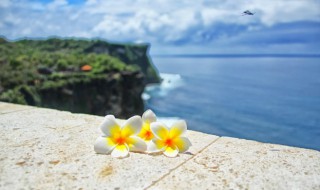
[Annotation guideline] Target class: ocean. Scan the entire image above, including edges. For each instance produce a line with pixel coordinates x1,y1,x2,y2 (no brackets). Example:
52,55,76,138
143,56,320,150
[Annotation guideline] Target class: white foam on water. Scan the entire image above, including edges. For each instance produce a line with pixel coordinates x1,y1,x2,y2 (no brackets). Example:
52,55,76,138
157,117,181,126
142,73,184,100
141,93,151,101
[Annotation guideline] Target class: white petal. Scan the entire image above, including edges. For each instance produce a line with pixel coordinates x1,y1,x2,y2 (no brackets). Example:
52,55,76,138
142,109,157,123
121,115,142,136
169,120,187,138
127,136,147,152
150,122,169,140
147,140,164,153
163,145,179,157
94,136,116,154
111,144,129,158
174,137,192,153
100,115,120,136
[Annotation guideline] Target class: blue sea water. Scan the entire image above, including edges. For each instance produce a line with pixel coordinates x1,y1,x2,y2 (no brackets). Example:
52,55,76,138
143,57,320,150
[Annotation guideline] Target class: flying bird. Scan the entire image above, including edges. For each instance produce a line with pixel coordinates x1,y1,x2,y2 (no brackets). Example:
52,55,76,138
242,10,255,16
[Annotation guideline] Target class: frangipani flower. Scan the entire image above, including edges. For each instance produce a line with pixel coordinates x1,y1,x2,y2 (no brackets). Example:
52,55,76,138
94,115,147,158
150,120,192,157
138,109,157,141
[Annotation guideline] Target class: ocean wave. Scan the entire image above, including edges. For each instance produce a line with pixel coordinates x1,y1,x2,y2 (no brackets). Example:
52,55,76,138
142,73,184,100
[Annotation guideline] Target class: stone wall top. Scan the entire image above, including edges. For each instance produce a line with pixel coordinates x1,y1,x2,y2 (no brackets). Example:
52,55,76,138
0,102,319,189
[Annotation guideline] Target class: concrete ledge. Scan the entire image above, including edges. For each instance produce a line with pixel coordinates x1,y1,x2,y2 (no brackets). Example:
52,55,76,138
150,137,320,190
0,102,319,189
0,102,34,114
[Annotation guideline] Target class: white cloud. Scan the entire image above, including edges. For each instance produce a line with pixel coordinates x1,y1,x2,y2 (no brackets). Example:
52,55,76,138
249,0,320,26
0,0,319,53
84,0,320,42
47,0,68,10
0,0,11,8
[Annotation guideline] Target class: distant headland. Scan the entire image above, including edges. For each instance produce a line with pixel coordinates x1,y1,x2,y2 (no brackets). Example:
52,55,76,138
0,37,160,118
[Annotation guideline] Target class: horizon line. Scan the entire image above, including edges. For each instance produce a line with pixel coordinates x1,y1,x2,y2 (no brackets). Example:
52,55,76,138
152,54,320,58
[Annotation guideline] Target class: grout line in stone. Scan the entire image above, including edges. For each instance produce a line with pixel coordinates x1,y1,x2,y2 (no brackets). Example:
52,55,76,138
144,136,221,190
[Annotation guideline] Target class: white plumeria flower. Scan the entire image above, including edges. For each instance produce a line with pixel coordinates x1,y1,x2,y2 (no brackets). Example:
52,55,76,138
149,120,192,157
138,110,157,140
138,109,157,152
94,115,147,158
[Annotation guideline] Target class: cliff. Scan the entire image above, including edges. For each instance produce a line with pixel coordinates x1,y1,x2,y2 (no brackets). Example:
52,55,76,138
12,38,160,84
0,38,159,118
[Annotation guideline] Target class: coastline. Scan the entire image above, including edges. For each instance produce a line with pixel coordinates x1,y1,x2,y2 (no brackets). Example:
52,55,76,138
0,38,160,118
145,57,320,151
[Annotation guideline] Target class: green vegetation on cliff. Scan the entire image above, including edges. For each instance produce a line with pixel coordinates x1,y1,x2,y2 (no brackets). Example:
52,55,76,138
0,37,158,117
0,37,160,83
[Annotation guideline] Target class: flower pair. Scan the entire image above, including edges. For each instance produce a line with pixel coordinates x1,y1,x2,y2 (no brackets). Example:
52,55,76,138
94,110,191,158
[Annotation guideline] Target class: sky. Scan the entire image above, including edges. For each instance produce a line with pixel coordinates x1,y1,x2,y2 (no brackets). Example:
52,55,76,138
0,0,319,55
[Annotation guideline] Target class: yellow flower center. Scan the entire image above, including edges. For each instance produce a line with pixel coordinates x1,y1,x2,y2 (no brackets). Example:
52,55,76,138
144,130,153,140
113,130,130,145
115,136,127,145
165,138,174,147
139,122,154,141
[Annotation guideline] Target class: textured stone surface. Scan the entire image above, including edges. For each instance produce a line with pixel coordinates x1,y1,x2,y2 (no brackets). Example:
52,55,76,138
1,102,319,190
0,103,218,189
150,137,320,190
0,102,34,114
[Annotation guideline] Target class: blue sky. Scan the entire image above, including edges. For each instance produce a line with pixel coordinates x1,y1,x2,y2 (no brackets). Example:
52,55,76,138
0,0,319,54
